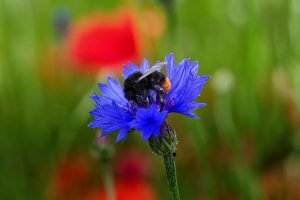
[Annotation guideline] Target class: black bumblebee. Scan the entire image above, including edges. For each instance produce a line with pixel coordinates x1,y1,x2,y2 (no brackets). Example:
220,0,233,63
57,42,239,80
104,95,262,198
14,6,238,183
124,62,171,105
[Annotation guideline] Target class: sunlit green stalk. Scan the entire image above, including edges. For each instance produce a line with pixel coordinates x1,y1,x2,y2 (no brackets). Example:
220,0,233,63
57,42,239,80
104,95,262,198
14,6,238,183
149,123,180,200
163,153,180,200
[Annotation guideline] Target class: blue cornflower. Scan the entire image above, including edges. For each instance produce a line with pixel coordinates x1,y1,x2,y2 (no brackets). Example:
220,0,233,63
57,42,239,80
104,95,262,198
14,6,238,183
88,54,209,142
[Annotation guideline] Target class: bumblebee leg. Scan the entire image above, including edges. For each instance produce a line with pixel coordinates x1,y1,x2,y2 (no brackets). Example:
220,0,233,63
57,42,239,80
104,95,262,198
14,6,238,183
153,85,165,94
147,95,153,105
153,85,165,111
135,95,144,106
159,94,165,111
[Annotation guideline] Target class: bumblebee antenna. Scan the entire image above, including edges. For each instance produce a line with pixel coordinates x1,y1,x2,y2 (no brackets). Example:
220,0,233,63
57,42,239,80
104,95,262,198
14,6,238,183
137,62,166,82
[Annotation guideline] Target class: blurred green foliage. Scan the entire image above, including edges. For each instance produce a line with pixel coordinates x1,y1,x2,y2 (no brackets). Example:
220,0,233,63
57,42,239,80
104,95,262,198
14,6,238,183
1,0,300,199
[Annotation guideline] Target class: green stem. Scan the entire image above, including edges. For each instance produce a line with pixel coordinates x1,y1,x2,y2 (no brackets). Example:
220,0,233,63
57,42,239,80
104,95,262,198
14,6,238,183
163,153,180,200
103,162,115,200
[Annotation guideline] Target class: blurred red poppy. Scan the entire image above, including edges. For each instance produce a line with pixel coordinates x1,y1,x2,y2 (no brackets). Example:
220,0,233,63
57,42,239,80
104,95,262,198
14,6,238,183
86,182,157,200
86,151,156,200
48,155,91,200
115,151,151,183
66,9,141,72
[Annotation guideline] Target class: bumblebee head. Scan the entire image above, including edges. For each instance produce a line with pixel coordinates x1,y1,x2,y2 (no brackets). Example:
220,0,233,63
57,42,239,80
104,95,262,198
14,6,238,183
162,77,171,92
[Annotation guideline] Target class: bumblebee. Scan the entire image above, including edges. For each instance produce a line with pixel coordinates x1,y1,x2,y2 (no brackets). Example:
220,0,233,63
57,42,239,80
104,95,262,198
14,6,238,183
124,62,171,105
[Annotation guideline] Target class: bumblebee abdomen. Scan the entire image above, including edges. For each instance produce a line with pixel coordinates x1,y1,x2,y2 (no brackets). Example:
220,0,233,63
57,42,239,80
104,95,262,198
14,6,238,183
124,72,149,103
123,71,170,104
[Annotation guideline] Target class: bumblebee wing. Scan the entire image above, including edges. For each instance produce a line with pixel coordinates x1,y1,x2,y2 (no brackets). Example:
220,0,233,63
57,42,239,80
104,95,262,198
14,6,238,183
137,62,166,82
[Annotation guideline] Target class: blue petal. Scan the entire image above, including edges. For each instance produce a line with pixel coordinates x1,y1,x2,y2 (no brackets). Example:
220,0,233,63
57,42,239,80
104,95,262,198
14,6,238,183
89,101,133,141
122,62,139,79
141,128,153,141
171,102,206,118
164,54,209,118
130,104,167,140
166,53,176,81
90,93,110,106
140,58,150,72
98,77,128,105
116,128,130,142
190,61,199,77
166,59,190,98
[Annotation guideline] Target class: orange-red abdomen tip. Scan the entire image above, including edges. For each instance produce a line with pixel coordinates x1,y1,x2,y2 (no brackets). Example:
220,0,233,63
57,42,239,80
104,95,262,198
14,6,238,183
162,77,171,92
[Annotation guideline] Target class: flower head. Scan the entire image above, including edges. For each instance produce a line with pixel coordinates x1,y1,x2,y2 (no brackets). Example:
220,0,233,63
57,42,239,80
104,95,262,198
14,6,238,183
89,54,209,141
